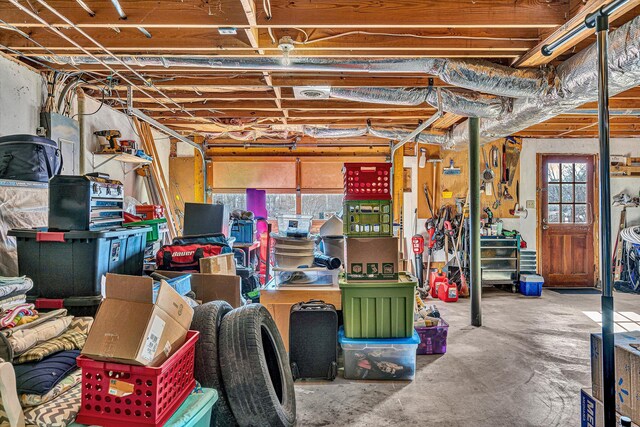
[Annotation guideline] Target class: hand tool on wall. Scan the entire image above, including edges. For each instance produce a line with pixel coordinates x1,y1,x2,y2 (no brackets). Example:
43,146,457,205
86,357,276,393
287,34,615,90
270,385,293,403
490,146,499,168
492,183,501,210
501,143,507,184
444,221,469,297
509,181,529,218
481,148,494,183
505,137,521,186
427,158,443,212
423,183,434,217
484,207,494,224
503,186,513,200
443,159,461,175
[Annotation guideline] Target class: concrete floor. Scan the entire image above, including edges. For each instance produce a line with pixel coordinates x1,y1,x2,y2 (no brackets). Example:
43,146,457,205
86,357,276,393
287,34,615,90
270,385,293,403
295,287,640,426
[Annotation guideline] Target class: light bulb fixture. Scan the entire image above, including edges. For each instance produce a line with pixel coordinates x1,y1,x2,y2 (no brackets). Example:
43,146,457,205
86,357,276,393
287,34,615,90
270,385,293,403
278,36,295,66
419,148,427,168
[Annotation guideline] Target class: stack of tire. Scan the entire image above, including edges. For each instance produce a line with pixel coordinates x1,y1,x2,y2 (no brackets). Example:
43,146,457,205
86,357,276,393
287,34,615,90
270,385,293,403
191,302,296,427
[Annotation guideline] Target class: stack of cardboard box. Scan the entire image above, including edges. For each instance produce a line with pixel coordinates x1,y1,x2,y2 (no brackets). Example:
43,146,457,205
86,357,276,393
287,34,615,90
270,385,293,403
583,331,640,426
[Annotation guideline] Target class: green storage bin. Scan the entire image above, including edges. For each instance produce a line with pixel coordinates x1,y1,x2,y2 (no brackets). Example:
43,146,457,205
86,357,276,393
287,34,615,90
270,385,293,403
343,200,392,237
124,218,168,243
340,272,416,339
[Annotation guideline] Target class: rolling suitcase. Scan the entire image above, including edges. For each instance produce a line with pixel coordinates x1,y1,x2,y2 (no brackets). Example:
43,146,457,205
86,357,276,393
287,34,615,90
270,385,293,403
289,300,338,381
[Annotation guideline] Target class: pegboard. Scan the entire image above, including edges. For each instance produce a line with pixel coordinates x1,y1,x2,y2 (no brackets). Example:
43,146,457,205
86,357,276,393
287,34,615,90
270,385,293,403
417,138,522,219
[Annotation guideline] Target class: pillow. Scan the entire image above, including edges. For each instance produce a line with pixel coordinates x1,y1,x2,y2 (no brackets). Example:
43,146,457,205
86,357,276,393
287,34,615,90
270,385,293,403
14,330,86,365
23,383,81,427
20,370,81,408
13,350,80,395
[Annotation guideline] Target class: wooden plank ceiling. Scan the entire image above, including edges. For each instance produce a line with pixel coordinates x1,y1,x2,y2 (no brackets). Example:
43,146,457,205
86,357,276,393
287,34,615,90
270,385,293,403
1,0,640,153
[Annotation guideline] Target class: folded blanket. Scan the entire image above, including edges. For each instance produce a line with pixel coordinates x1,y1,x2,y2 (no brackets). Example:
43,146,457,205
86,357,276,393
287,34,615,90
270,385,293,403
0,278,33,300
0,294,26,312
0,309,67,362
7,316,72,357
0,276,30,286
14,317,92,365
0,304,38,329
20,370,81,408
14,350,80,395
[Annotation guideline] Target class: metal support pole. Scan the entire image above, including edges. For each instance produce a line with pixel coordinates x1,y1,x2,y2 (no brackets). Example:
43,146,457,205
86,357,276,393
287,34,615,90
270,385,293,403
596,13,616,427
468,117,482,327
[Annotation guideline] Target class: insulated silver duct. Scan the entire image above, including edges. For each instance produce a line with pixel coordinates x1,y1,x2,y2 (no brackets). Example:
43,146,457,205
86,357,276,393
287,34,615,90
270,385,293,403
303,127,368,138
328,87,511,119
446,14,640,148
39,56,553,99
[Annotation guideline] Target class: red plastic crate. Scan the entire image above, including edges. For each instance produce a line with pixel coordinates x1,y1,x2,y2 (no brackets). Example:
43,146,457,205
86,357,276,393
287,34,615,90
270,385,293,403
75,331,199,427
135,205,164,220
343,162,392,200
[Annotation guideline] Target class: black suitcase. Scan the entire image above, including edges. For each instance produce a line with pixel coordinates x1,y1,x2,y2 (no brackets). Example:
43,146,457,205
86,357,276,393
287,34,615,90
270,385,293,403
289,300,338,381
0,134,62,182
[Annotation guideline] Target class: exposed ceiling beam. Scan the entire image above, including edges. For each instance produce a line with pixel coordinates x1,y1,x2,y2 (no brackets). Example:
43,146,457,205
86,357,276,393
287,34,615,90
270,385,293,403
514,0,640,66
0,0,569,29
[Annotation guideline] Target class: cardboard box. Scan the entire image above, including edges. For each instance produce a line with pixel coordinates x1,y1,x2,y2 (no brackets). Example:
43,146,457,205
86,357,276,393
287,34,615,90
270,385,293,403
199,253,236,275
82,274,194,367
581,388,637,427
591,331,640,422
344,236,398,280
156,270,243,308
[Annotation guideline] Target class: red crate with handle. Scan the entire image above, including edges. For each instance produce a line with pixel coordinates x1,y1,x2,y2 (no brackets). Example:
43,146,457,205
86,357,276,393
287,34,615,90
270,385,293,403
343,162,392,200
75,331,199,427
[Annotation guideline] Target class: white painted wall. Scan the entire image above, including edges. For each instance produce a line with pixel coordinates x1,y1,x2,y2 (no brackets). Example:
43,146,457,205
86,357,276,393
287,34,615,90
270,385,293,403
0,56,42,136
517,138,640,251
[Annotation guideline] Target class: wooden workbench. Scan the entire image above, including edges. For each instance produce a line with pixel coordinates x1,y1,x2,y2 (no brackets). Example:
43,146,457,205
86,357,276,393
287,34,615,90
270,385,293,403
261,281,342,351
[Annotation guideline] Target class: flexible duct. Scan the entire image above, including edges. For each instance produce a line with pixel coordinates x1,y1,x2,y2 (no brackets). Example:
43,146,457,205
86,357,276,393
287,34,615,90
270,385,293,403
446,14,640,148
36,15,640,148
329,87,511,118
39,56,553,99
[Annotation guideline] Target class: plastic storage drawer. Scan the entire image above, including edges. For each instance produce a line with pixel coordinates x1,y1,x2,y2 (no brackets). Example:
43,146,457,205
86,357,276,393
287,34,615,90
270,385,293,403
75,331,199,427
230,219,255,244
519,274,544,296
343,162,392,200
124,218,168,244
343,200,393,237
339,273,416,339
338,327,419,380
416,319,449,355
8,227,150,300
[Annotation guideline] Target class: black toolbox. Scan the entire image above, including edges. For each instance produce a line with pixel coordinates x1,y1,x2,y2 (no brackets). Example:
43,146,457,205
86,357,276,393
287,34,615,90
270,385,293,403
8,227,150,315
289,300,338,381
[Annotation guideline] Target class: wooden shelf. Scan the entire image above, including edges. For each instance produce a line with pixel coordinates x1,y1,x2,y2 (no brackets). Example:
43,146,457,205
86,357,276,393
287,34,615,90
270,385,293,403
93,152,152,165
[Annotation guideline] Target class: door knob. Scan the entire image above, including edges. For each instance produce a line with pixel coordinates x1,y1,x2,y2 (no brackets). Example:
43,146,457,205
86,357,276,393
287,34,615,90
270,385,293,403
542,224,549,230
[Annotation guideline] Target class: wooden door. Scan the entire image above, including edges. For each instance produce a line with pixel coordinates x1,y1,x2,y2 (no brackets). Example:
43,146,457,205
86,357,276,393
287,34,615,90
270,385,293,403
539,155,596,287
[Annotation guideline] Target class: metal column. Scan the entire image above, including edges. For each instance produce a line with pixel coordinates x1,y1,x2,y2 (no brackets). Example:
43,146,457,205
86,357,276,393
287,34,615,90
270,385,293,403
596,13,615,427
469,117,482,327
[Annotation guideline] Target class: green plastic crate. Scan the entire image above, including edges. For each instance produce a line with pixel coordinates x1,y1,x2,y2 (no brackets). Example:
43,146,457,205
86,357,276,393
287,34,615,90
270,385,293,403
123,218,168,243
343,199,392,237
340,272,416,339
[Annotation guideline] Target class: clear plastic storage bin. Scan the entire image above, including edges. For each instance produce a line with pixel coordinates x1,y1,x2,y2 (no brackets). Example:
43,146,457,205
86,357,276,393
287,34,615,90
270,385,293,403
338,327,420,381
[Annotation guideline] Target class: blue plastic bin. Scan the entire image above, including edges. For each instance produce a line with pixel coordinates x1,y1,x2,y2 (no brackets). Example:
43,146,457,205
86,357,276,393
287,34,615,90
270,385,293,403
338,327,420,380
230,219,255,244
70,388,217,427
519,274,544,296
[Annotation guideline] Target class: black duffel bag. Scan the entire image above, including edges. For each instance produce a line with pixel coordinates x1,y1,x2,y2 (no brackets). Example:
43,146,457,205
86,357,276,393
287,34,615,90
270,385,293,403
0,134,62,182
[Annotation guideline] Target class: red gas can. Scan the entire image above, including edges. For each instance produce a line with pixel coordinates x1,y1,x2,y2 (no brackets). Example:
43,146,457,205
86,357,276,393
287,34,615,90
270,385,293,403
438,281,459,303
430,271,448,299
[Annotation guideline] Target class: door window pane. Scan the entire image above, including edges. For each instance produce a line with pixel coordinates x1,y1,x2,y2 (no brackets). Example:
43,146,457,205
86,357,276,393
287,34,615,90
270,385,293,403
548,163,560,182
548,184,560,203
575,204,587,223
575,184,587,203
575,163,587,182
548,204,560,223
562,205,574,223
561,183,574,203
562,164,574,182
